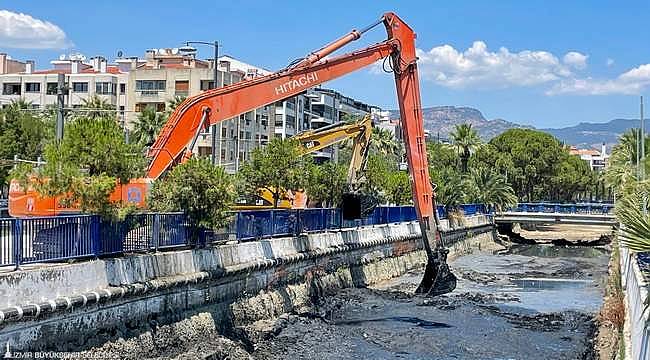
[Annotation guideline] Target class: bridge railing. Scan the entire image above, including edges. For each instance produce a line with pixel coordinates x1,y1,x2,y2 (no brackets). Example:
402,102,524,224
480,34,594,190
510,203,614,215
0,204,493,269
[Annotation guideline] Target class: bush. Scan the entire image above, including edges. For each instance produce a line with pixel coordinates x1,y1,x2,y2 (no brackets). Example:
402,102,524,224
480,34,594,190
150,157,235,230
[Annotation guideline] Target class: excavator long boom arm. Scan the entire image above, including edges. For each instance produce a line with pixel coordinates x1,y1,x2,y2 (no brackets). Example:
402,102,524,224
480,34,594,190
147,12,456,296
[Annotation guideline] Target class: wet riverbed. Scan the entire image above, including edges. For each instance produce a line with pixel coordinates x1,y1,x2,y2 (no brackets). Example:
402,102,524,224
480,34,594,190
252,244,609,360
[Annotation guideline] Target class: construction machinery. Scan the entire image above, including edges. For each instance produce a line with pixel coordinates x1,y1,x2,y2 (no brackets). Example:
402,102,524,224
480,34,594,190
10,12,456,296
246,115,372,209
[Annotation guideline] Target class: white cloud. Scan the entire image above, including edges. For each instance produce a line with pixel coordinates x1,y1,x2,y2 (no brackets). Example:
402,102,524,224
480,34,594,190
0,10,71,49
547,64,650,95
414,41,573,89
606,58,615,67
563,51,588,69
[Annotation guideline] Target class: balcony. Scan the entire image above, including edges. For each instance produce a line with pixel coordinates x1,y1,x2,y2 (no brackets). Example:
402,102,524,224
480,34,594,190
310,116,333,125
174,90,189,98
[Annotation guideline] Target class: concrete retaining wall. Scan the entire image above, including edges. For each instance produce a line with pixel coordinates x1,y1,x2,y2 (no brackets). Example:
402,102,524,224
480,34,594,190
0,215,495,355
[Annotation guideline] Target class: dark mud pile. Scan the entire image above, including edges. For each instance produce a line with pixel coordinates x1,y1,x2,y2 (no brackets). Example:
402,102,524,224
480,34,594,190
251,245,609,360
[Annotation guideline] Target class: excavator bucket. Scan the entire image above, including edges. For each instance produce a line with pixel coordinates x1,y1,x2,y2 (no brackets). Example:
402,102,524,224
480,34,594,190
416,246,457,296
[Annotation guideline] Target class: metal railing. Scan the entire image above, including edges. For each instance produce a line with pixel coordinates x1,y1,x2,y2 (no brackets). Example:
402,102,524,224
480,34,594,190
0,205,493,269
510,202,614,214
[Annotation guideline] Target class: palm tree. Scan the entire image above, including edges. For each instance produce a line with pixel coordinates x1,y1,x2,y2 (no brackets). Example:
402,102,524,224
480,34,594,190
78,95,115,120
468,167,517,211
450,123,481,173
164,96,186,118
371,127,400,158
616,188,650,252
131,106,167,147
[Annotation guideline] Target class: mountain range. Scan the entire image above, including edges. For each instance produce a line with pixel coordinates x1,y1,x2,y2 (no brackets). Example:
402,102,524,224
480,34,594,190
389,106,639,149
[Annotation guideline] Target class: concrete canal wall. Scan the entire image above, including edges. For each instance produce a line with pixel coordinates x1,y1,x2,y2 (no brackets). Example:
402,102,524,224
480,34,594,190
0,215,495,355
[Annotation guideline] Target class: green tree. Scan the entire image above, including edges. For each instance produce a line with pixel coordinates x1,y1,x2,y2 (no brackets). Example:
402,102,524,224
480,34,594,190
551,153,594,202
239,138,313,207
371,127,400,159
384,170,412,205
487,129,564,201
32,116,146,217
131,106,167,146
306,162,347,207
467,167,517,211
433,168,466,211
450,123,481,173
0,100,53,192
150,157,234,230
76,94,116,120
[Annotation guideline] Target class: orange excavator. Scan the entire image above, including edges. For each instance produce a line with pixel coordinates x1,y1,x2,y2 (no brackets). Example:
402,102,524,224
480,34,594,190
10,13,456,296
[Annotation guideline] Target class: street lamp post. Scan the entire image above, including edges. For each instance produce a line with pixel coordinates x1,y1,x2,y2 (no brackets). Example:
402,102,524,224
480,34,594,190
180,41,219,165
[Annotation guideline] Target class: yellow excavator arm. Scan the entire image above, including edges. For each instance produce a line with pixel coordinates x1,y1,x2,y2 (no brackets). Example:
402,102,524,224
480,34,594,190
237,115,373,209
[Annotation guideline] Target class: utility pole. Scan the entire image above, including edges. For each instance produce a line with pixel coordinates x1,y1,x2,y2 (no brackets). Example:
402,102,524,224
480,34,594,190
211,40,219,165
180,40,220,165
638,96,648,216
56,73,66,140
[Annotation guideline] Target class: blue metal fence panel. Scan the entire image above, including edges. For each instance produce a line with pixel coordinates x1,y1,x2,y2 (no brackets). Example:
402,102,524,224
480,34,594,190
157,213,188,248
236,210,273,240
0,218,15,267
20,215,96,264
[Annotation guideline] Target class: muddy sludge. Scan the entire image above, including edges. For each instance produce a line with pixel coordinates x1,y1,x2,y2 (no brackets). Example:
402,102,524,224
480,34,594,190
250,244,609,360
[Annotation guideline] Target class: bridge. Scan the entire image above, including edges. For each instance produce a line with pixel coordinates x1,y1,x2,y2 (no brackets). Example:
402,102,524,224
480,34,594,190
495,203,617,226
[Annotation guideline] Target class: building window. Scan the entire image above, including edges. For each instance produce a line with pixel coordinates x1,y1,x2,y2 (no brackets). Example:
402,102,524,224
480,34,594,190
31,104,40,109
221,149,226,161
221,127,227,137
72,82,88,93
46,83,57,95
96,82,116,95
135,80,166,91
175,80,189,97
245,131,251,140
135,102,165,112
119,83,126,93
200,80,216,91
2,83,21,95
25,82,41,93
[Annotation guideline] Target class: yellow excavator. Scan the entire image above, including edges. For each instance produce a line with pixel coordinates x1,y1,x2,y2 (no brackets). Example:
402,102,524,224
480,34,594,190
235,115,372,210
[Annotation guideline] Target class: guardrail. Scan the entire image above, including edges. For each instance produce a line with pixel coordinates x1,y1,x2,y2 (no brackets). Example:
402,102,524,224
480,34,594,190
510,203,614,214
0,204,493,269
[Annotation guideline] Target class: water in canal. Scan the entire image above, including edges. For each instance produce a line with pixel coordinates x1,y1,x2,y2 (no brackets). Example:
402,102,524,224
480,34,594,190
252,244,609,360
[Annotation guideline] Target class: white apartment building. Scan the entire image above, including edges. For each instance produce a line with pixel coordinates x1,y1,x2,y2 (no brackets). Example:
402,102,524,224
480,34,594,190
0,54,128,117
569,144,609,172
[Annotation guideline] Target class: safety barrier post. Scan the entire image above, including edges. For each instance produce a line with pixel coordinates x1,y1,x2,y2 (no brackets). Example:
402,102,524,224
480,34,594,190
152,214,160,251
91,215,101,258
12,219,22,270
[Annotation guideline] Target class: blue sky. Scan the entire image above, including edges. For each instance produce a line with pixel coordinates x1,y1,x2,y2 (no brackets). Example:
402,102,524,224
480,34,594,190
2,0,650,128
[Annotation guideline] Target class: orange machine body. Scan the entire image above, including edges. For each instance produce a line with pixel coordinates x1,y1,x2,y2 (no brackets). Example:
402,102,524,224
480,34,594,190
9,178,150,217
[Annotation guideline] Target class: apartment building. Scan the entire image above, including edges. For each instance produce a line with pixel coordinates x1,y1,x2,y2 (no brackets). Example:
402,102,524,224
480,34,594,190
0,53,27,74
0,54,128,117
569,144,609,171
125,49,270,173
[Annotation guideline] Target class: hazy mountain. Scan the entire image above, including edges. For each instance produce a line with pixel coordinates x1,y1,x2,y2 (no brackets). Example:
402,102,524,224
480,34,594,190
541,118,639,148
388,106,639,149
388,106,532,140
